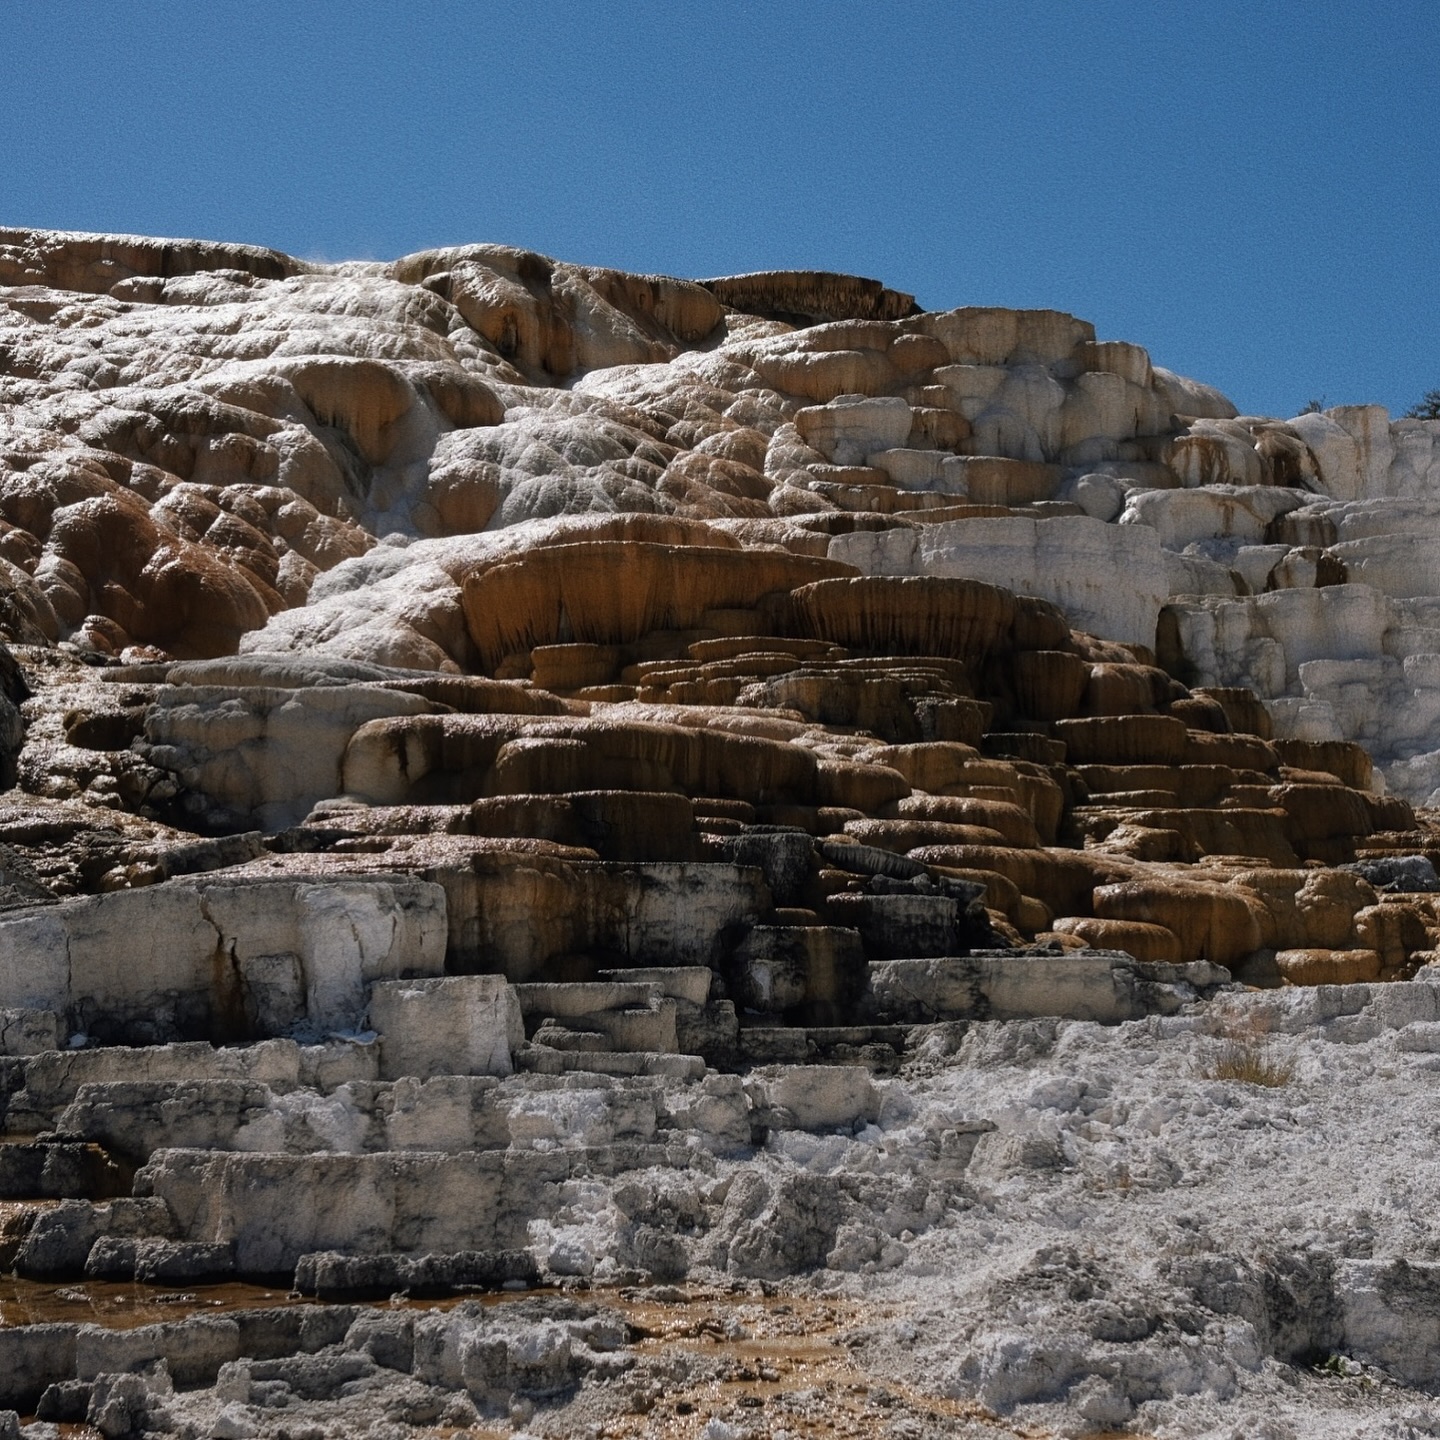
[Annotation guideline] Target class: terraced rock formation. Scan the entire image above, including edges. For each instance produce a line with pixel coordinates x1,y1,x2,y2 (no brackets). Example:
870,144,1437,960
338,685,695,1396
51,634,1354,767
0,228,1438,1436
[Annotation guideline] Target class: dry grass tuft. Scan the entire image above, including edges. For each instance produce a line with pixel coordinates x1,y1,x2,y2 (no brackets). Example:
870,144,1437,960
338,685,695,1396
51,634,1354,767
1206,1041,1296,1088
1201,1011,1296,1088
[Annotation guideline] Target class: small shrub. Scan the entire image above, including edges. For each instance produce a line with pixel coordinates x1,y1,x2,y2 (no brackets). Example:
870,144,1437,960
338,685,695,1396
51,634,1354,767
1201,1011,1296,1087
1405,389,1440,421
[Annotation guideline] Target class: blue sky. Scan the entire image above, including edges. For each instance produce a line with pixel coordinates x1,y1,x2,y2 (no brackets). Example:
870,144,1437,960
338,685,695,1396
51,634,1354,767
5,1,1437,418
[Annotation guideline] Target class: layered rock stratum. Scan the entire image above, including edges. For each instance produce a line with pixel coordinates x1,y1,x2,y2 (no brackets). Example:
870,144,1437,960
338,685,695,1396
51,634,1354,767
0,227,1438,1437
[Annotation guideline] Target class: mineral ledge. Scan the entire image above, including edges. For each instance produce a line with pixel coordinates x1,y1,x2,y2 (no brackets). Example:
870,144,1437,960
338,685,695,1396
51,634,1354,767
0,228,1435,1437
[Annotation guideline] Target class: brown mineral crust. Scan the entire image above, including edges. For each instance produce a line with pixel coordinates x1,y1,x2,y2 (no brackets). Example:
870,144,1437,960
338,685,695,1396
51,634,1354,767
1053,715,1190,767
4,227,1440,1440
0,228,1435,993
1196,685,1275,740
0,225,301,291
885,794,1043,849
788,575,1017,665
267,356,432,466
1092,876,1268,967
840,818,1012,853
343,713,830,809
465,790,700,862
1271,781,1377,847
698,269,919,325
1051,916,1184,964
1273,737,1373,789
1008,595,1073,652
910,845,1129,920
1082,806,1299,868
1275,947,1383,985
46,493,282,655
1009,649,1089,721
1080,662,1178,717
460,542,854,671
1354,900,1432,977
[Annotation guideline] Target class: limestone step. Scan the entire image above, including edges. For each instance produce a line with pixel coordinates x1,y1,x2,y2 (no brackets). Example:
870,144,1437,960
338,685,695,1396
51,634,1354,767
513,1047,705,1080
733,1028,808,1064
293,1246,539,1299
982,732,1068,765
731,924,866,1015
48,1064,762,1161
737,1025,909,1069
596,966,714,1005
85,1236,237,1285
512,980,679,1054
367,974,521,1081
592,967,734,1057
866,950,1227,1025
781,1024,910,1048
511,981,661,1018
824,890,979,959
2,1039,312,1132
124,1145,722,1282
532,1021,614,1051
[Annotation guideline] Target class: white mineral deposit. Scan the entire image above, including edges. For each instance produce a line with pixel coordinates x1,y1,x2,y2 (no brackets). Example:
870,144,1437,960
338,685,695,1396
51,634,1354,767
0,226,1437,1438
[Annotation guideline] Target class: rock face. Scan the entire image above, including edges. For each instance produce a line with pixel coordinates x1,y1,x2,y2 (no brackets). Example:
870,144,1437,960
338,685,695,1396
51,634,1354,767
0,876,446,1042
831,513,1168,646
3,224,1435,805
1,228,1440,1437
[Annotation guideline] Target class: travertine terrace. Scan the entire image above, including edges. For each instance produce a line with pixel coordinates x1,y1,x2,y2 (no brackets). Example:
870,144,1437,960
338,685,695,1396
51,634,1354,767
0,227,1438,1437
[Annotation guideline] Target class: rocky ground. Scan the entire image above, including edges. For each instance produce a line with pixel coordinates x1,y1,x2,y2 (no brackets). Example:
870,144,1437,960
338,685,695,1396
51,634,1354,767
8,983,1440,1438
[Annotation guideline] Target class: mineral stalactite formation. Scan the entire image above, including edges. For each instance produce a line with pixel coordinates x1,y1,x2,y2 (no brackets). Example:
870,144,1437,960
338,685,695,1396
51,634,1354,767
0,228,1438,1436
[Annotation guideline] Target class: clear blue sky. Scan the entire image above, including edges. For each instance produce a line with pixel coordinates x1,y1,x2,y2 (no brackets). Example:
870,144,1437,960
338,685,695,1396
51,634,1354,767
4,1,1437,418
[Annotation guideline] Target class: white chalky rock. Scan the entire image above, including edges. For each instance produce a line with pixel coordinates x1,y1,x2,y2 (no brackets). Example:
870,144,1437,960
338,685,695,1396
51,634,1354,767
1169,419,1268,487
1230,544,1291,594
1166,583,1392,693
917,306,1094,366
1120,485,1307,551
1075,339,1153,388
1330,533,1440,598
762,1065,879,1132
1288,411,1361,500
368,976,524,1080
1057,471,1127,523
831,514,1166,647
1339,1259,1440,1388
0,878,446,1040
1388,417,1440,496
136,1150,500,1274
1164,549,1240,598
1322,496,1440,543
1057,370,1168,462
867,447,950,490
793,396,913,466
143,683,432,830
1151,365,1239,420
1328,404,1396,495
0,1008,65,1057
932,362,1008,419
968,364,1067,462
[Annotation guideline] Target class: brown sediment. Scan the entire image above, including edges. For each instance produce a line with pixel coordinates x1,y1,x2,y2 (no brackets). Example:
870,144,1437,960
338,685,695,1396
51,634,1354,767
0,1274,319,1330
0,1277,1152,1437
0,1274,570,1331
562,1289,1152,1439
